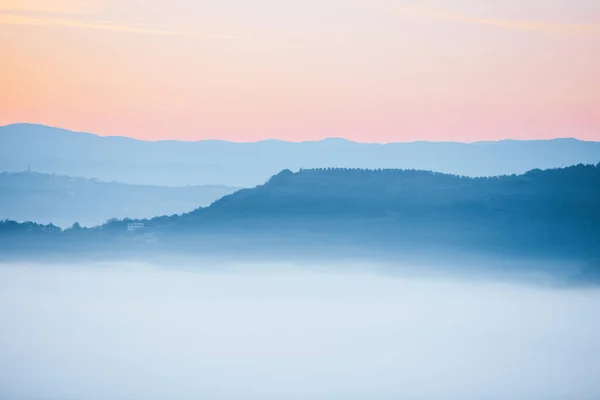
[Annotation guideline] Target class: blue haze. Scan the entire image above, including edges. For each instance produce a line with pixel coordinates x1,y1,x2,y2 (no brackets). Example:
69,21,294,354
0,262,598,399
2,123,600,187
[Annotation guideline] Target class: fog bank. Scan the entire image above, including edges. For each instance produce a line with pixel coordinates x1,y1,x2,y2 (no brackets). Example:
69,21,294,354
0,262,599,399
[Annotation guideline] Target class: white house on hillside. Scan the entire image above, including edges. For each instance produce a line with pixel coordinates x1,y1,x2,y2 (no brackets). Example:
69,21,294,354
127,222,145,232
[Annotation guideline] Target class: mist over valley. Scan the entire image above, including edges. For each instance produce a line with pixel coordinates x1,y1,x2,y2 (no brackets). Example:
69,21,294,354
1,261,599,399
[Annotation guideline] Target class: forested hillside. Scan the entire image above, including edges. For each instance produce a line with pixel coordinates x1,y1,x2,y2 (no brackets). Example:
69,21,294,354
3,164,600,267
142,164,600,260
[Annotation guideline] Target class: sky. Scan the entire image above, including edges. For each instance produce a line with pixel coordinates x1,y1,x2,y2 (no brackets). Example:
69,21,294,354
1,0,599,142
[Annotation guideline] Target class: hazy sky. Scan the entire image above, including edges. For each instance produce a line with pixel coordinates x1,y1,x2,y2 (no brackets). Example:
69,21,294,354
1,0,599,142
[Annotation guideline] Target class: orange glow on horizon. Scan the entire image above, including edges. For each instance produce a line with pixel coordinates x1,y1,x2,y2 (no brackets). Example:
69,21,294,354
1,0,599,142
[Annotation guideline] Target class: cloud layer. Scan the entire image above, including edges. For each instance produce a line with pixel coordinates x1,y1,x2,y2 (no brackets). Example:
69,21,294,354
0,3,240,38
383,0,600,38
0,262,599,399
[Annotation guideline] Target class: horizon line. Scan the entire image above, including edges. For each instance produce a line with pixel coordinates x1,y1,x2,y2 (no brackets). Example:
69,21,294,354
0,122,596,145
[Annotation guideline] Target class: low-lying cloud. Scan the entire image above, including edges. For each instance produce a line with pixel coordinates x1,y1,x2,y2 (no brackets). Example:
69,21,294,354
0,261,598,399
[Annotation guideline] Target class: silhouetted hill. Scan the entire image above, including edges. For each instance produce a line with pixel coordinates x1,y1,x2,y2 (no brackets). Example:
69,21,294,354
2,165,600,281
126,164,600,261
2,123,600,187
0,171,237,227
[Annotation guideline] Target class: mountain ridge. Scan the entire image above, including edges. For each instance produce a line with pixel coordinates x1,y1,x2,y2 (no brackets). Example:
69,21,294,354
2,164,599,282
0,123,592,145
103,164,600,257
2,123,600,187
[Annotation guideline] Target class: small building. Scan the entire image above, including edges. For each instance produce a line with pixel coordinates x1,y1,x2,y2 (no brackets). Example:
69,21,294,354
127,222,145,232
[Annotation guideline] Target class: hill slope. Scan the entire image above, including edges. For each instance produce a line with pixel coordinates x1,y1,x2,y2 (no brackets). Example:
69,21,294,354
128,164,600,261
2,123,600,186
0,171,237,227
2,165,600,281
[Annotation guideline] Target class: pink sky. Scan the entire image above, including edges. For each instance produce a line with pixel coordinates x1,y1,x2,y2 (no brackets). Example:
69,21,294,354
1,0,599,142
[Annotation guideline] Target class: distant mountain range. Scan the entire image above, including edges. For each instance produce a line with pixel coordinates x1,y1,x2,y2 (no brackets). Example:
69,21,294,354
3,165,600,281
0,171,237,228
2,123,600,187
